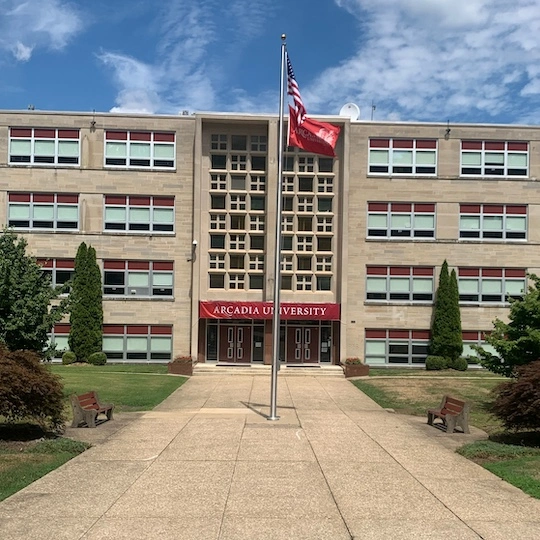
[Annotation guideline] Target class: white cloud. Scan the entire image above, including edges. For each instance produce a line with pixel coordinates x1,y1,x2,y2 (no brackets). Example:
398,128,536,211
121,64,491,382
0,0,83,62
303,0,540,121
99,0,274,114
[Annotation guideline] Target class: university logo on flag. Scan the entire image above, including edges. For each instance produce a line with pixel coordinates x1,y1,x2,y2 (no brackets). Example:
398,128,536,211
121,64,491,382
286,53,341,157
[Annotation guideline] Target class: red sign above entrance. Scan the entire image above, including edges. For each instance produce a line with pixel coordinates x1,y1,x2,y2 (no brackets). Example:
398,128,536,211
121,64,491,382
199,301,340,321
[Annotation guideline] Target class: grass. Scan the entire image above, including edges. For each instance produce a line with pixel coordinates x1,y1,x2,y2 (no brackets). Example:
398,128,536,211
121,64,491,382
1,364,188,501
49,364,187,412
368,367,503,378
354,371,540,499
0,436,90,501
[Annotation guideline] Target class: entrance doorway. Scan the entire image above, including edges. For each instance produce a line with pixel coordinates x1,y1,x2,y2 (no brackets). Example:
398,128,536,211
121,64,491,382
286,326,319,364
219,325,251,363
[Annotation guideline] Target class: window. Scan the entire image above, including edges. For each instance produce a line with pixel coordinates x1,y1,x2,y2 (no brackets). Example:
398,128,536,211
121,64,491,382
250,235,264,250
210,254,225,269
10,128,80,166
458,268,526,304
104,195,174,233
8,193,79,230
317,217,332,233
103,261,174,297
250,215,265,232
366,266,434,302
281,256,293,272
102,325,172,362
461,141,528,177
249,275,264,289
105,131,175,169
369,139,437,175
229,273,245,289
459,204,526,240
229,255,245,269
316,276,331,291
210,234,225,249
210,214,226,230
229,234,246,250
47,324,71,359
250,175,266,191
209,274,225,288
316,256,332,272
250,255,264,271
38,258,75,290
250,135,267,152
367,202,435,239
462,331,498,364
317,237,332,252
211,174,227,190
230,215,245,230
211,134,227,150
365,329,430,365
296,275,312,291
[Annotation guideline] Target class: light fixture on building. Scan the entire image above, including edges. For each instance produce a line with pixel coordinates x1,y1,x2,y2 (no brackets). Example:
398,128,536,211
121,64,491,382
187,239,198,262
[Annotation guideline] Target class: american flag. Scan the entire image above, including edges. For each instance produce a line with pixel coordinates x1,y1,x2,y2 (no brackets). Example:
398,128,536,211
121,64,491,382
286,52,307,125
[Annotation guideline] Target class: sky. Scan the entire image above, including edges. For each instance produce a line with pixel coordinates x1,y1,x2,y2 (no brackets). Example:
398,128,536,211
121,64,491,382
1,0,540,124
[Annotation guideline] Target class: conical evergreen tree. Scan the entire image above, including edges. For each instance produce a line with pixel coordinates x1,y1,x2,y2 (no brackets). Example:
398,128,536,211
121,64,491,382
430,261,463,362
68,243,103,361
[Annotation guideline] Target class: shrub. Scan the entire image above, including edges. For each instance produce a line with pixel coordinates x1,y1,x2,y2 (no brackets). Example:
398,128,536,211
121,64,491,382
491,360,540,431
88,351,107,366
171,355,193,364
451,357,469,371
62,351,77,365
425,355,448,370
0,344,65,431
345,357,362,365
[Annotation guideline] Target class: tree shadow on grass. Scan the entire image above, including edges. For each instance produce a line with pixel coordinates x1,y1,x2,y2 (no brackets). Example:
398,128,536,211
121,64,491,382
489,431,540,448
0,422,54,442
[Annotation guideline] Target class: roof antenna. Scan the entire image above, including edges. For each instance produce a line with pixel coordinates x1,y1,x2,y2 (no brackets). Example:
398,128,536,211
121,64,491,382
371,100,376,121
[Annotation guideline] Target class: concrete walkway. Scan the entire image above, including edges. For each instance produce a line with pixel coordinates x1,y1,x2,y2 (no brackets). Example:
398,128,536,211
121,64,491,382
2,374,540,539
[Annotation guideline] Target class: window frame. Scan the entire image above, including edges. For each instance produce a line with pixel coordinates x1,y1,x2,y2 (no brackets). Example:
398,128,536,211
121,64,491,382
365,329,430,366
366,266,434,303
367,202,436,240
102,325,173,362
460,140,529,178
104,130,176,170
459,204,527,241
368,138,437,176
458,268,526,304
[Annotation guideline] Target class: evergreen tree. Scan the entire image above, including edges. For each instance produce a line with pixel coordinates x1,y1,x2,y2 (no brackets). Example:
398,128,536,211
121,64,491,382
429,261,463,363
68,243,103,361
0,229,67,353
476,274,540,377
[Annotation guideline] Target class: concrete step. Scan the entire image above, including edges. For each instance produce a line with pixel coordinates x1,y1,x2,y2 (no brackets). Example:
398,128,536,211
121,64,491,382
193,364,345,377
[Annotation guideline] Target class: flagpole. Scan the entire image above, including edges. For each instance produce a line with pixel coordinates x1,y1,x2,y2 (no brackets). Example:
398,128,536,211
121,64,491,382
268,34,287,421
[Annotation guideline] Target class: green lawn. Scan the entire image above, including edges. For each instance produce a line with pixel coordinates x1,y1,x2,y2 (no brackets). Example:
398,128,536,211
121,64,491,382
49,364,187,412
353,372,540,499
1,364,188,501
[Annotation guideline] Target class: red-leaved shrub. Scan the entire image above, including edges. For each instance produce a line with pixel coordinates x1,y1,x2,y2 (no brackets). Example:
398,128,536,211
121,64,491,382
0,344,65,431
491,360,540,431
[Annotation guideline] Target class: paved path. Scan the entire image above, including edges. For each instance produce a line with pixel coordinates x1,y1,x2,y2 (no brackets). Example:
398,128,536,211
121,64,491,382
2,374,540,539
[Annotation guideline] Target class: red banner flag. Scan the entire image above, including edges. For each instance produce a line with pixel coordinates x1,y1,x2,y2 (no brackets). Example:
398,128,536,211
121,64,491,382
288,105,341,157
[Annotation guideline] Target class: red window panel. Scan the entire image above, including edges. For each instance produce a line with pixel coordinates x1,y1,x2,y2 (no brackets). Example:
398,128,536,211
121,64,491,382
365,329,386,339
130,132,151,141
390,267,410,276
390,203,412,212
508,142,528,151
368,202,388,212
412,267,434,276
153,196,174,206
33,194,55,203
484,141,505,150
129,196,151,206
505,269,526,278
34,129,55,139
57,194,79,203
393,139,414,149
104,260,126,270
505,205,527,215
462,331,480,341
127,325,150,335
150,325,173,335
462,141,482,150
366,266,388,275
459,268,480,277
56,259,75,269
154,132,175,142
37,259,53,268
106,131,128,140
482,268,503,277
58,130,79,139
105,195,127,205
103,325,125,334
53,323,70,334
9,193,31,202
153,261,174,271
412,330,430,339
415,140,437,149
10,128,32,138
460,204,481,214
414,203,435,213
389,330,409,339
483,205,504,214
128,261,150,270
369,139,390,148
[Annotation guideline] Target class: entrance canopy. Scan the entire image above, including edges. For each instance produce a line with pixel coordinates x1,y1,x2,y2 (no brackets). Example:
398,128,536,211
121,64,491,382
200,301,340,321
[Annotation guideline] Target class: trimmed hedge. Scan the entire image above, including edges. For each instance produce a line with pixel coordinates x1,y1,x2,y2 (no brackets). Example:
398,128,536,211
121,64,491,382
62,351,77,365
426,355,448,370
88,352,107,366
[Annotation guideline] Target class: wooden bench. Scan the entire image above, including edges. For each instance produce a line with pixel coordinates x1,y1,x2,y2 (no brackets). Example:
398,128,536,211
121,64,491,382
70,391,114,428
427,395,470,434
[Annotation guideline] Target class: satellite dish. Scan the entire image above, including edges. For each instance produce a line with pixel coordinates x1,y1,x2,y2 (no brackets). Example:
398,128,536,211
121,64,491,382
339,103,360,121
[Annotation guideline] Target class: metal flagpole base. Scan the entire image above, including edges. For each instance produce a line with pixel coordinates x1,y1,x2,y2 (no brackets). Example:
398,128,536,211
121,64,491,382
267,415,280,421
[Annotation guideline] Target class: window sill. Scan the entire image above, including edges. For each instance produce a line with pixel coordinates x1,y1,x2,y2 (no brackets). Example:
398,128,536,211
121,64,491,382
103,296,174,302
364,301,433,307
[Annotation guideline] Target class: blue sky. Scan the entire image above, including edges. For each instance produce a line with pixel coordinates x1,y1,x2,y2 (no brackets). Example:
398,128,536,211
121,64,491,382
1,0,540,124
